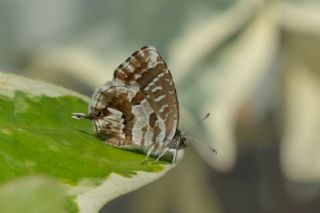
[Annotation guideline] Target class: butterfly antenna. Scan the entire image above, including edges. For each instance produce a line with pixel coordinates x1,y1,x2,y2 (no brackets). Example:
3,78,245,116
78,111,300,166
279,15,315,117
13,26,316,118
182,113,217,154
184,136,217,154
182,113,210,135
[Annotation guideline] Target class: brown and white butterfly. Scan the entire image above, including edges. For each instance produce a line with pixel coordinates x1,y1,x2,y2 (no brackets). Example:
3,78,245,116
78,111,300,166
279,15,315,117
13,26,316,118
72,46,186,163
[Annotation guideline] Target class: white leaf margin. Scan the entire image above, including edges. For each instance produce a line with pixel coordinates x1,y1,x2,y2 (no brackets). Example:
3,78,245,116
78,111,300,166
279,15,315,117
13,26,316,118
0,72,177,212
74,167,174,213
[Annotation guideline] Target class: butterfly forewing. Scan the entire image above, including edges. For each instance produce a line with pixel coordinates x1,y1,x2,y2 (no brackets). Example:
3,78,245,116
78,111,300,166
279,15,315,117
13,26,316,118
113,46,180,143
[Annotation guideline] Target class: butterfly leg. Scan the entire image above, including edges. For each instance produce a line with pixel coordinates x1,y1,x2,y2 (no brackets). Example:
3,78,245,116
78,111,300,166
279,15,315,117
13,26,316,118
142,144,156,163
152,147,170,163
168,149,178,164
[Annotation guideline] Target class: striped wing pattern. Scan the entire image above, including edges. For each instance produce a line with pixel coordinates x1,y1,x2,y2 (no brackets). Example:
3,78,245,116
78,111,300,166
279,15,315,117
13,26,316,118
88,46,180,149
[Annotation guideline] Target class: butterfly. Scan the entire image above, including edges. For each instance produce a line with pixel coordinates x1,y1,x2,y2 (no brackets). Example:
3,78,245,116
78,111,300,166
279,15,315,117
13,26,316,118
72,46,186,163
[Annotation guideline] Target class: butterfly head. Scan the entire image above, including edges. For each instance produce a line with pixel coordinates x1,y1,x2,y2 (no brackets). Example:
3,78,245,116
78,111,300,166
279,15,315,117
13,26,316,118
178,135,187,149
169,129,187,150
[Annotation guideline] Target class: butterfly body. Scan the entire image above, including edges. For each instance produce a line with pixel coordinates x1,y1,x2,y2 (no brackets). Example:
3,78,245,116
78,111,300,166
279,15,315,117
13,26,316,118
73,46,185,162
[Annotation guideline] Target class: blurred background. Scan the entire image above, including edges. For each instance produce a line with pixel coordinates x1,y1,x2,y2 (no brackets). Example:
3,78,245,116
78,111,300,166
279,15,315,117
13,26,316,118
1,0,320,212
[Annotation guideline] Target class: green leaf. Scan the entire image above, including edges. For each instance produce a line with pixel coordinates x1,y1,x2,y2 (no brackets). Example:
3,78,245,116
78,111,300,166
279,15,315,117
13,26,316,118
0,72,176,212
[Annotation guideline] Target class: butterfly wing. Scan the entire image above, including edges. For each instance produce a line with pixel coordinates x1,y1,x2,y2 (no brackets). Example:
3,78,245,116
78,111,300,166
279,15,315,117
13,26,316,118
113,46,180,142
89,46,179,148
88,81,133,146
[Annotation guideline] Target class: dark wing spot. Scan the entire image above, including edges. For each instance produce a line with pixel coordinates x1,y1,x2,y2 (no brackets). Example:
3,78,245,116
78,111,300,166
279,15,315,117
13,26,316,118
149,113,157,128
132,50,139,57
131,91,145,105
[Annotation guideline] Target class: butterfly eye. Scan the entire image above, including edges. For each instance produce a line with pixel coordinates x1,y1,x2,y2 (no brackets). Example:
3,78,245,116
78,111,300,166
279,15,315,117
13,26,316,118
96,112,102,117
